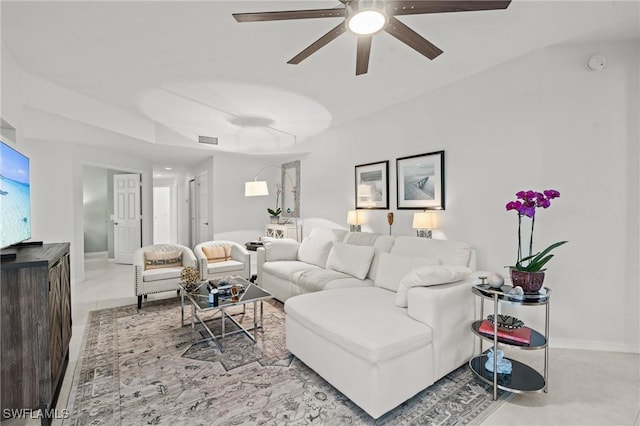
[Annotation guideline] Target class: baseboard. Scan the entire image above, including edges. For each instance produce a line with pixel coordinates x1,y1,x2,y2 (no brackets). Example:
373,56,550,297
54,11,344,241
551,338,639,354
84,252,108,266
84,251,108,259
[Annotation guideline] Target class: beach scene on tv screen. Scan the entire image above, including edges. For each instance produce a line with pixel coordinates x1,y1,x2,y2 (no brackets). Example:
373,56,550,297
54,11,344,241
0,142,31,248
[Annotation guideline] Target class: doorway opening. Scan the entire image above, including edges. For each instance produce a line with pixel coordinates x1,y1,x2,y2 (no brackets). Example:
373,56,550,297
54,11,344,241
83,165,137,264
153,186,177,244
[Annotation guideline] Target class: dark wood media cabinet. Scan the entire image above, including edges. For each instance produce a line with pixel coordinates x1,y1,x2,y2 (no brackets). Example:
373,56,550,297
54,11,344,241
1,243,71,420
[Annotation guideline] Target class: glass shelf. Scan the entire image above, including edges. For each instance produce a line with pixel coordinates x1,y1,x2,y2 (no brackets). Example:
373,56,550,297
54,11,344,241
469,354,546,394
472,284,551,306
471,320,547,350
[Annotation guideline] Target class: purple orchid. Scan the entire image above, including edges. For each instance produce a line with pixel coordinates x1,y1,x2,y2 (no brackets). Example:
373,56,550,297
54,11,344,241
506,189,563,271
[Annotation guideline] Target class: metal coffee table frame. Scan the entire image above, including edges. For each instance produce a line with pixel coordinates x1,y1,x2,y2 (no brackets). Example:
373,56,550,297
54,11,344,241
179,281,273,352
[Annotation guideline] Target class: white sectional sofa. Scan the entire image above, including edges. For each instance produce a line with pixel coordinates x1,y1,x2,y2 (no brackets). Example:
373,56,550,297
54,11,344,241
257,228,480,419
257,228,475,302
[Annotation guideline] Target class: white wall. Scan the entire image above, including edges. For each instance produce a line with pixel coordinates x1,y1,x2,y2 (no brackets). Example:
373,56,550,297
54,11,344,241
212,153,284,244
0,43,23,145
294,40,639,353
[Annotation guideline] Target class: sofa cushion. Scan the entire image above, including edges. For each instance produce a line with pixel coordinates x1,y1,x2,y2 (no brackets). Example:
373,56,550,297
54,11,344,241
144,249,182,270
285,287,432,363
207,260,245,274
390,236,471,267
142,267,182,282
297,237,333,267
367,235,396,281
395,265,472,307
343,231,380,246
374,253,440,292
202,245,231,263
323,276,374,290
326,242,375,280
309,228,348,242
293,269,351,294
263,238,299,261
262,260,320,282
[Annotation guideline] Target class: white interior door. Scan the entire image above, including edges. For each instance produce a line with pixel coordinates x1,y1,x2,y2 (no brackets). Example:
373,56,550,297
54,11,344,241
189,179,196,248
196,172,209,245
153,187,171,244
114,174,142,264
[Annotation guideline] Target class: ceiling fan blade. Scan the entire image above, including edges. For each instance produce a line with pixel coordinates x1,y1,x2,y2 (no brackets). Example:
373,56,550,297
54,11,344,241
356,36,373,75
385,16,443,60
233,8,345,23
389,0,511,16
288,23,346,65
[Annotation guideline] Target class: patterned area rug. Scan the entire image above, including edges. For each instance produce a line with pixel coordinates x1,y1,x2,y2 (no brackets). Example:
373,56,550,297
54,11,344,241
64,298,510,425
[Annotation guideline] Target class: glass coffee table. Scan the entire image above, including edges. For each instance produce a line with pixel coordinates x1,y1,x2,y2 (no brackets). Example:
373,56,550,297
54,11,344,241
178,277,273,352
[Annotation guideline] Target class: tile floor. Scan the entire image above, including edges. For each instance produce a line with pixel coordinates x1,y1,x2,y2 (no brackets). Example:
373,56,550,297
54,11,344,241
4,260,639,425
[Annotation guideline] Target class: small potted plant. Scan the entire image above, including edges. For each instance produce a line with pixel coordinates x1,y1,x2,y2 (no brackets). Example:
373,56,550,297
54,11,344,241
180,266,201,293
268,184,282,223
505,189,568,293
267,207,282,224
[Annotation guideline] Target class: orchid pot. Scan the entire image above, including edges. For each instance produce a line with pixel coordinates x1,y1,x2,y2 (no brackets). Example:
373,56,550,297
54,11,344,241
510,269,545,294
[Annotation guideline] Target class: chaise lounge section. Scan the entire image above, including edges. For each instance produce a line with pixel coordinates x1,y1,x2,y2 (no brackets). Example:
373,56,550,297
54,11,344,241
265,229,479,419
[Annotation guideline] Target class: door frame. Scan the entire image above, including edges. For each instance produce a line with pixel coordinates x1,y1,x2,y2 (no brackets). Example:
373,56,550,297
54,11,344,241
77,161,152,282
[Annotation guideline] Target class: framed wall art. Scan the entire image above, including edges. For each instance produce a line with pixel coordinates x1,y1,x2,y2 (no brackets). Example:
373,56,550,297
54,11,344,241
354,160,389,209
396,150,445,210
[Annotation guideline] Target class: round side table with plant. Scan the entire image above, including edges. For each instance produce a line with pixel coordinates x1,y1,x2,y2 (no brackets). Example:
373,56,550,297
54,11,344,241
505,189,568,294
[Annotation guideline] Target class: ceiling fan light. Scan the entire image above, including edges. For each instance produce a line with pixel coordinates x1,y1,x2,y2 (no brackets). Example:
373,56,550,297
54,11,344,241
347,10,387,35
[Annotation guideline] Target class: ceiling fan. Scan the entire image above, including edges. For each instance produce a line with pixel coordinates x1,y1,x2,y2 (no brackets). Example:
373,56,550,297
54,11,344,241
233,0,512,75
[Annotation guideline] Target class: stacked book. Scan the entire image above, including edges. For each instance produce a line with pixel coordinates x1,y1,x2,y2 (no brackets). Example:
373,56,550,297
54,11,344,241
207,280,246,299
478,320,531,345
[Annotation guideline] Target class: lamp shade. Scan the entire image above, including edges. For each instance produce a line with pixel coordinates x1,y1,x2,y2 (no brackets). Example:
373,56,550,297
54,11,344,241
347,210,361,225
412,212,436,229
245,181,269,197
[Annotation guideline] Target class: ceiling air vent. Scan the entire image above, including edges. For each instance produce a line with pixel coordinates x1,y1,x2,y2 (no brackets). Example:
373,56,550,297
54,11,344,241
198,135,218,145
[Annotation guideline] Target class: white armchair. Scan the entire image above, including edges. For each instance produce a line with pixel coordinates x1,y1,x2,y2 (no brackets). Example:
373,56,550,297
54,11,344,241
133,244,197,309
194,240,251,281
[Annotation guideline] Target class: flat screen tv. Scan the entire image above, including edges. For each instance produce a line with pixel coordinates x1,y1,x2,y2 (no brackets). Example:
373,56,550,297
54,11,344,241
0,141,31,249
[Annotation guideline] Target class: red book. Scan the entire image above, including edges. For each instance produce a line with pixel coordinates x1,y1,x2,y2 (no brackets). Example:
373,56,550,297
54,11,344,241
479,320,531,344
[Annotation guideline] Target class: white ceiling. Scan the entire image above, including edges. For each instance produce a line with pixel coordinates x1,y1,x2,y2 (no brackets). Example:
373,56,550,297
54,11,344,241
2,1,638,166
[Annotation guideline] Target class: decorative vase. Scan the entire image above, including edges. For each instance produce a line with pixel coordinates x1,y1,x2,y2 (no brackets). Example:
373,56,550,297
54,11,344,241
270,215,280,224
510,269,545,294
487,272,505,289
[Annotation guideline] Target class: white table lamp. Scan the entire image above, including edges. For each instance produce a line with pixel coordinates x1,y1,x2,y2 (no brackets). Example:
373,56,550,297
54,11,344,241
412,212,436,238
347,210,362,232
